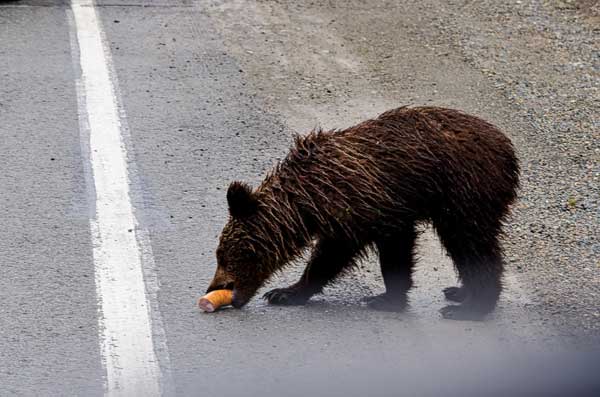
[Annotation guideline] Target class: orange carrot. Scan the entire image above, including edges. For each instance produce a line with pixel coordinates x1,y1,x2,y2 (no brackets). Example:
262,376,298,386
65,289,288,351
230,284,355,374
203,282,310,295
198,289,233,312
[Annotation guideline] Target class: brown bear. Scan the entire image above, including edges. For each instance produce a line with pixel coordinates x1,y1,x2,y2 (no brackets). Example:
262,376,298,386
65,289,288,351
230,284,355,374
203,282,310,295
206,106,519,320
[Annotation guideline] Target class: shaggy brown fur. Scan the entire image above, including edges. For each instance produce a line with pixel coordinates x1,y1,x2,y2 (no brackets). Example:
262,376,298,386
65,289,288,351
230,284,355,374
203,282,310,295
207,106,519,320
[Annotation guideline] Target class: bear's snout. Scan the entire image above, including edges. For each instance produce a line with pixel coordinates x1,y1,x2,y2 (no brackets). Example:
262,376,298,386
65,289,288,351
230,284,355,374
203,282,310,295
231,289,248,309
206,267,235,294
206,281,234,294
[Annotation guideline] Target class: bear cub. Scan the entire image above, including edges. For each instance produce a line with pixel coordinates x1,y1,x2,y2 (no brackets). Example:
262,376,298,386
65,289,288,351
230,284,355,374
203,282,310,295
206,106,519,320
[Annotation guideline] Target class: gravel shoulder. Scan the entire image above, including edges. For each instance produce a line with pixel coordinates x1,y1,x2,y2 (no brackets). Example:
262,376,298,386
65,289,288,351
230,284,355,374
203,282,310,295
418,0,599,343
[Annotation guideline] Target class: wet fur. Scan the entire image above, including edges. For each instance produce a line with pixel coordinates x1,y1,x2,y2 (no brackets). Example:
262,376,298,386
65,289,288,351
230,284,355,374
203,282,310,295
208,106,519,320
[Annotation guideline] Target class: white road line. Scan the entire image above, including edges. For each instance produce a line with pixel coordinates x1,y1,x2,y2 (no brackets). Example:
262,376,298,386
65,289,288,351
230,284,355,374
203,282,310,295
69,1,163,395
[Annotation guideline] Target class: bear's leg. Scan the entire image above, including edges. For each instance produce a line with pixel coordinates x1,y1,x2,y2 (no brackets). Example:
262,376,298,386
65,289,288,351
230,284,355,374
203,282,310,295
263,238,360,305
366,227,417,312
438,229,504,320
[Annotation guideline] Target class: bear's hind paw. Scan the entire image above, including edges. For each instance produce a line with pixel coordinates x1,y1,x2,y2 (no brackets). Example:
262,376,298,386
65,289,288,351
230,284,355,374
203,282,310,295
443,286,467,302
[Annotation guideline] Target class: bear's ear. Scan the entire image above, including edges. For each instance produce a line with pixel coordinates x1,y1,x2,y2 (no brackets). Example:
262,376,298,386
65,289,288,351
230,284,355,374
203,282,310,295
227,181,258,218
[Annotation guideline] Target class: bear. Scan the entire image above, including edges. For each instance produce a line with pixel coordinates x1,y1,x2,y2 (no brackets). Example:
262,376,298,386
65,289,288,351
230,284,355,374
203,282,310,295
206,106,520,320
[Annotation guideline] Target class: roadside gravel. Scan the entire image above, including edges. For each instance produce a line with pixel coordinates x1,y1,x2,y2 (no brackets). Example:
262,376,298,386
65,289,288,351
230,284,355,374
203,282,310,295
420,0,599,343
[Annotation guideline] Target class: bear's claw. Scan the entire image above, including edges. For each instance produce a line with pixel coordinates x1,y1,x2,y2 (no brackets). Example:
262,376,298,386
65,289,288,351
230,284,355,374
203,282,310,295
263,287,310,305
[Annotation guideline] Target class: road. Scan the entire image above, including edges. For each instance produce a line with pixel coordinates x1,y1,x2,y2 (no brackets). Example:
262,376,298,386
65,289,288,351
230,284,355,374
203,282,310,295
1,0,598,396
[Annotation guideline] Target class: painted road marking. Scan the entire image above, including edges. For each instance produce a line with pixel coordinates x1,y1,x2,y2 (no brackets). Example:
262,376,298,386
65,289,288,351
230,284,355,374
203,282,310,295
69,1,164,395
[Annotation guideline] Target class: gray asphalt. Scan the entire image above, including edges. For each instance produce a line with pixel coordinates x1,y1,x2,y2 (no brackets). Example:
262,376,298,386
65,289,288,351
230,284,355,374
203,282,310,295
1,0,598,396
0,2,102,395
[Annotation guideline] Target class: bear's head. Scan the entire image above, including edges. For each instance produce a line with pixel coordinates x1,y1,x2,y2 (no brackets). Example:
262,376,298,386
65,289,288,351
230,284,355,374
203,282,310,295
206,181,271,308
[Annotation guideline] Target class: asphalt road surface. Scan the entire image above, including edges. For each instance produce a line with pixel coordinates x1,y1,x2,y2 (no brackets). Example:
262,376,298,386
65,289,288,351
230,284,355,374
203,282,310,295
1,0,598,396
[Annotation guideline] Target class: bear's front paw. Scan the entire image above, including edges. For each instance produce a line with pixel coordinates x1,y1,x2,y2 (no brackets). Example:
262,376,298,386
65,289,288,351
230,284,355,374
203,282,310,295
364,293,407,312
263,287,310,306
